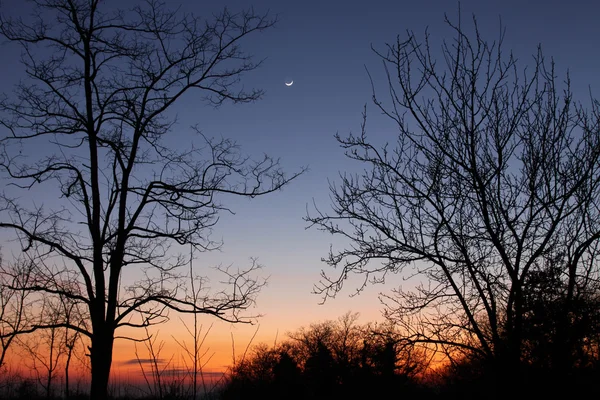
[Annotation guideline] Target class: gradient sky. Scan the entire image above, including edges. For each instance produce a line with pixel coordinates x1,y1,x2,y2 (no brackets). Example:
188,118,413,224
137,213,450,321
2,0,600,379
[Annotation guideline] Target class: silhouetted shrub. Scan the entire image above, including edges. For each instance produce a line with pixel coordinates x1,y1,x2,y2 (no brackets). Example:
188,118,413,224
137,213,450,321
219,313,428,399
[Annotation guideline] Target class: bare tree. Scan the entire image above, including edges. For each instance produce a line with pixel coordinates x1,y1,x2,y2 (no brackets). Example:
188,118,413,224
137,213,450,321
221,314,427,399
0,256,33,371
171,246,217,399
60,289,87,400
134,327,179,400
0,1,302,398
306,11,600,385
18,321,64,399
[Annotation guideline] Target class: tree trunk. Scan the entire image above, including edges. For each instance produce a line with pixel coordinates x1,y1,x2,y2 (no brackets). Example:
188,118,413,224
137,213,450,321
65,342,73,400
89,330,114,400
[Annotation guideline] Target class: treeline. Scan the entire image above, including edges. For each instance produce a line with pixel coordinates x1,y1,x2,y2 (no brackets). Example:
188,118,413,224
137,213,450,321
220,307,600,400
220,313,429,400
1,305,599,399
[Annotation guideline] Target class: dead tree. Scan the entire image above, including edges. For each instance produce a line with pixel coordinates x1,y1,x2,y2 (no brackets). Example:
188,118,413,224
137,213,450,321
0,257,33,370
306,12,600,384
0,1,302,398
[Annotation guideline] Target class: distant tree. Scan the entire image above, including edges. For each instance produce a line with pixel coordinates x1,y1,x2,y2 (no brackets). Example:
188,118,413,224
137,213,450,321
221,314,427,399
220,343,279,400
18,321,64,399
272,351,303,399
521,259,600,380
171,253,217,399
306,11,600,389
303,340,336,399
287,313,361,368
0,257,32,371
0,1,302,399
60,297,87,400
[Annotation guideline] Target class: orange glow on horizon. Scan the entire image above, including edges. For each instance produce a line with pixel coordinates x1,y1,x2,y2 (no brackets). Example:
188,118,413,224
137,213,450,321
1,303,387,393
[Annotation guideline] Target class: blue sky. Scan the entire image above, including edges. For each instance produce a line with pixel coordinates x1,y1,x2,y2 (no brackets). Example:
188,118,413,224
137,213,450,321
169,0,600,359
184,0,600,328
2,0,600,370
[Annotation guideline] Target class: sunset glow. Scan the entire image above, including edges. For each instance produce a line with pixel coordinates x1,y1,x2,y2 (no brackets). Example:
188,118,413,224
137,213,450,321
1,0,600,399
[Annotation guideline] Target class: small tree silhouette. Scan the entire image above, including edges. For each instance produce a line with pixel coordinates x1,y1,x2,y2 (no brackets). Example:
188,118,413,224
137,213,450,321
272,351,303,399
304,340,336,399
221,315,430,399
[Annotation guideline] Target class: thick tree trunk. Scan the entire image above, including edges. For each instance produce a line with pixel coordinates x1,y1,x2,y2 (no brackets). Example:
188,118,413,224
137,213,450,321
89,330,115,400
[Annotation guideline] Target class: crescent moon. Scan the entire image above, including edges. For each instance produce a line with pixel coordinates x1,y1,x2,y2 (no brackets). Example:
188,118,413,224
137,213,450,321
285,80,293,86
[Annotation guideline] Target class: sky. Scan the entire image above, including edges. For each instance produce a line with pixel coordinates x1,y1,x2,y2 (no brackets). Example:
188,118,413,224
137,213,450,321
2,0,600,382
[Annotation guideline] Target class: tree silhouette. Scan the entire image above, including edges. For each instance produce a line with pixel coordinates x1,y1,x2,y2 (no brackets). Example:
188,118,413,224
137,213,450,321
306,10,600,390
221,314,429,399
0,257,33,371
272,351,303,399
220,343,279,400
304,340,336,399
0,1,302,398
520,258,600,393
